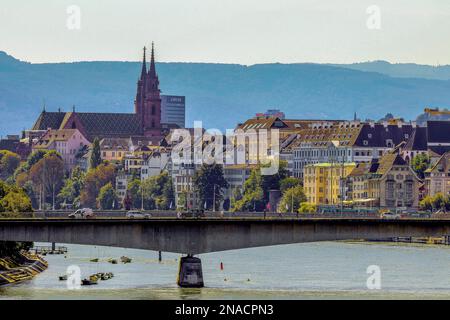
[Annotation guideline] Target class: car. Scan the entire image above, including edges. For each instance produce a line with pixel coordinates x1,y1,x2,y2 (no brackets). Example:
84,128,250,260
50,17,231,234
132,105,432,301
68,208,95,219
126,211,151,219
381,212,402,220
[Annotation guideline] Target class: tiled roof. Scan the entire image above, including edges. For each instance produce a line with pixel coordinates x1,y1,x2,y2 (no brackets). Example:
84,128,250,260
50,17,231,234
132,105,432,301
350,152,407,177
75,112,142,140
32,112,66,131
428,151,450,173
404,127,427,151
354,124,414,148
32,111,143,140
427,121,450,144
292,122,362,148
99,138,130,150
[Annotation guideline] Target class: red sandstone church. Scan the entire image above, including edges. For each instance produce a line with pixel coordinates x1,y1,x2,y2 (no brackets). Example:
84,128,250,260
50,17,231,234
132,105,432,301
31,44,174,142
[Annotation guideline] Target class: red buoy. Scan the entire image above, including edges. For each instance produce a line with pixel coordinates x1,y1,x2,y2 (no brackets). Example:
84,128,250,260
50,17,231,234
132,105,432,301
220,262,224,271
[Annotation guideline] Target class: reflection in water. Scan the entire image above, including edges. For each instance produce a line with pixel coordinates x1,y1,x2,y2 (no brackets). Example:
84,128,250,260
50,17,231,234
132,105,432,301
0,242,449,299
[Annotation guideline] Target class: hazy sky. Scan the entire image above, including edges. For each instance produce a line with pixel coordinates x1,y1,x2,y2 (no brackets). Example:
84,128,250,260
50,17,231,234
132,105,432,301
1,0,449,65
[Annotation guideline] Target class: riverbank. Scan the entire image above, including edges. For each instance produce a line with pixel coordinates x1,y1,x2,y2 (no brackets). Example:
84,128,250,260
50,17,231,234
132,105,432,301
0,252,48,287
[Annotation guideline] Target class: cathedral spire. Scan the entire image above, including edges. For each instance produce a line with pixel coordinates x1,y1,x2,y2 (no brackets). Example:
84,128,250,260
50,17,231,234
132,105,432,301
141,46,147,78
149,42,156,78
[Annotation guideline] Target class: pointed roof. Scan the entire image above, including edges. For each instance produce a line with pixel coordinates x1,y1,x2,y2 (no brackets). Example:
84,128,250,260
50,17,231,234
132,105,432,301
148,42,157,78
141,46,147,78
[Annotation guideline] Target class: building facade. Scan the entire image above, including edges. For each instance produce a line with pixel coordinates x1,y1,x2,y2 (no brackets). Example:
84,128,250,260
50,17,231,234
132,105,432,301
425,152,450,197
32,129,90,170
303,162,356,205
346,153,421,208
161,95,185,128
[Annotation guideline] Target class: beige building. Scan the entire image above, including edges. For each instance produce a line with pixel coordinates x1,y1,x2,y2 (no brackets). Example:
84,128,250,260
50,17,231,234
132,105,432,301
303,162,356,205
425,152,450,197
99,138,129,162
346,152,421,208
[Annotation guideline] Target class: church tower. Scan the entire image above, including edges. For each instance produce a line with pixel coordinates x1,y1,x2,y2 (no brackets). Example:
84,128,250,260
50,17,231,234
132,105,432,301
135,43,162,136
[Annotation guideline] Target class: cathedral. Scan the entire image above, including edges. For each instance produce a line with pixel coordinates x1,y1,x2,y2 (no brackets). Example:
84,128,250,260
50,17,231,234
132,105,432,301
31,44,169,142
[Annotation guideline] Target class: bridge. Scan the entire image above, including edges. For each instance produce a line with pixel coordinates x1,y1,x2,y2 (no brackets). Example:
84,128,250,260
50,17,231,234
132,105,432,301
1,217,449,287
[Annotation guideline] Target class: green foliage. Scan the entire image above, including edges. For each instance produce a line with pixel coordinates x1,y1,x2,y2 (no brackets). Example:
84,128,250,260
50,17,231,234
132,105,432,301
280,177,301,194
28,152,65,209
126,179,142,209
0,182,32,216
0,241,33,258
0,150,20,180
419,193,450,212
232,168,264,212
411,154,430,179
81,163,116,208
57,166,85,208
176,190,188,210
141,172,175,210
193,164,229,210
90,138,102,169
298,202,317,214
97,182,118,209
278,186,307,213
260,161,289,201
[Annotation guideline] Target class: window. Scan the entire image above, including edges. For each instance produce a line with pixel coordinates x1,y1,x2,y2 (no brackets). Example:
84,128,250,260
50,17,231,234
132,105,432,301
151,105,156,115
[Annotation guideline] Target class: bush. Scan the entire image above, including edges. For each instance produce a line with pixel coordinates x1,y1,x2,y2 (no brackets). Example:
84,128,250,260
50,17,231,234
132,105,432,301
298,202,317,214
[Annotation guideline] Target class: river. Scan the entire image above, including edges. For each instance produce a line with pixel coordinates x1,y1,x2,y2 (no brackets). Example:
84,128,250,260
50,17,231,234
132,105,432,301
0,242,449,299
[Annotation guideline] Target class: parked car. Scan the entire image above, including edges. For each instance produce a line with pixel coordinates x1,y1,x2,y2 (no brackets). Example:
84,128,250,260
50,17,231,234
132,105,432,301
68,208,95,219
126,211,151,219
380,212,402,220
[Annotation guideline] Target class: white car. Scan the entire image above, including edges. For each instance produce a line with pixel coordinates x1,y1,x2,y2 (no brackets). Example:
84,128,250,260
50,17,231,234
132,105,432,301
68,208,94,219
126,211,151,219
381,212,402,220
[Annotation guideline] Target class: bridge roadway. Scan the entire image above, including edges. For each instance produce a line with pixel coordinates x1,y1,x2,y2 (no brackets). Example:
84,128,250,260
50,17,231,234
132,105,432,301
0,216,449,255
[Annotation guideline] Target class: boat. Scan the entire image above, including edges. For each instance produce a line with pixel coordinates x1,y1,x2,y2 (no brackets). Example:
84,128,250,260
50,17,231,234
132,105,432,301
108,258,118,264
58,275,67,281
81,275,98,286
120,256,132,264
90,258,99,263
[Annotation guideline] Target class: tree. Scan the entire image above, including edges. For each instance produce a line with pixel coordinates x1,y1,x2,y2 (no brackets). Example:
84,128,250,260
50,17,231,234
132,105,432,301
28,153,64,210
278,186,307,213
126,179,142,209
232,168,264,212
298,202,317,214
0,190,32,215
0,183,32,216
0,150,20,180
193,164,229,210
411,154,430,179
57,166,85,208
261,161,289,201
80,163,116,208
280,177,301,194
176,189,188,210
419,196,433,212
90,138,102,169
142,172,175,210
97,183,118,209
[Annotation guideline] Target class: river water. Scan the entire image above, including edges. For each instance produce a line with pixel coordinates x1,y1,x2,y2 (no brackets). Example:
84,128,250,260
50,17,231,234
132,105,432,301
0,242,449,299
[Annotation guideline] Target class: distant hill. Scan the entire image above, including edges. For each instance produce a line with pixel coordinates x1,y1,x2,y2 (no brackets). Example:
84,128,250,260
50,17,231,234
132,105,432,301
331,60,450,81
1,51,450,137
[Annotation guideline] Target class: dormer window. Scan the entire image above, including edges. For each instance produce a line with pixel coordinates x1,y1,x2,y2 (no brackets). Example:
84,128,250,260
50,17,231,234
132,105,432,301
368,133,372,139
